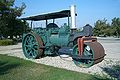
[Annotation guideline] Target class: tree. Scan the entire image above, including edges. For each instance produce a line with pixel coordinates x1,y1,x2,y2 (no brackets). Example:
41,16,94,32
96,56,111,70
0,0,28,39
111,17,120,38
93,18,120,37
93,19,110,36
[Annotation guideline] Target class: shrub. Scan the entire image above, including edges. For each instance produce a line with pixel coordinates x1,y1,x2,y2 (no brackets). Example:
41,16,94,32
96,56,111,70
0,39,17,46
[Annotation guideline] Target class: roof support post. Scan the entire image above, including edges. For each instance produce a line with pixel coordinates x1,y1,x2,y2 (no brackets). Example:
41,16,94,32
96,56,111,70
31,21,33,29
68,14,70,27
53,19,55,23
46,19,48,27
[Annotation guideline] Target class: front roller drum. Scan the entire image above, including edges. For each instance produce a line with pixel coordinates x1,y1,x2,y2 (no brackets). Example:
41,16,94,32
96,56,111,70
22,32,44,59
73,42,105,68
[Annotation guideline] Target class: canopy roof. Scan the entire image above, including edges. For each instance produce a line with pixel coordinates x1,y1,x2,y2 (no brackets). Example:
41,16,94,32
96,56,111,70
21,10,71,21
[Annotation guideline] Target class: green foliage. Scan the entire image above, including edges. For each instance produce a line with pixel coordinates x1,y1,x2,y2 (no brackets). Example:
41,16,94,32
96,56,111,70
0,39,16,46
0,54,110,80
111,17,120,37
0,0,29,39
93,19,111,37
93,18,120,37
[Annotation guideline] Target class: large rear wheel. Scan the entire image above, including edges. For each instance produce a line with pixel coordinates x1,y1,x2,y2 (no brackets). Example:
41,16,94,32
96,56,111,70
22,33,44,59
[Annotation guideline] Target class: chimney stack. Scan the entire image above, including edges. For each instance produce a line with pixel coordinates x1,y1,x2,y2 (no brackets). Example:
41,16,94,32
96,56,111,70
70,5,76,29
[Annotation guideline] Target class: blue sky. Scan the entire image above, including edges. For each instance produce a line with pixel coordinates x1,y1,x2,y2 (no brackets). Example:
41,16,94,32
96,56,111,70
15,0,120,28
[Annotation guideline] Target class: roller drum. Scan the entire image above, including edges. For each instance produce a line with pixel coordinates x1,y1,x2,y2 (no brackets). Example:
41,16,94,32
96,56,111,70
73,41,105,67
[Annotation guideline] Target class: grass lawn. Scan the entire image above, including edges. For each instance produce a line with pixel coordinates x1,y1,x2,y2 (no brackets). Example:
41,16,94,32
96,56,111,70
0,54,108,80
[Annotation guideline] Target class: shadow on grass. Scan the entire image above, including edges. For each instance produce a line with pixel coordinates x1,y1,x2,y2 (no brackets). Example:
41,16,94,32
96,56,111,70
0,61,20,75
101,65,120,80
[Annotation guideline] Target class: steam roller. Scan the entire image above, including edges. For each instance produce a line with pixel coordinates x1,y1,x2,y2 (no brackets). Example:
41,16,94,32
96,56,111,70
21,5,105,68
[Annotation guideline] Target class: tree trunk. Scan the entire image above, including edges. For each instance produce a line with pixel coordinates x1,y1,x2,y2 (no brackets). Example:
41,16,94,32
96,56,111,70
10,35,13,39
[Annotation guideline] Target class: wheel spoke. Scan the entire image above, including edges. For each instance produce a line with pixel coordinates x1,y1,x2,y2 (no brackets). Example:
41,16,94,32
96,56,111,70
26,36,30,43
25,45,30,48
30,36,34,42
26,40,29,44
31,49,37,57
29,50,32,56
29,36,32,43
32,42,38,46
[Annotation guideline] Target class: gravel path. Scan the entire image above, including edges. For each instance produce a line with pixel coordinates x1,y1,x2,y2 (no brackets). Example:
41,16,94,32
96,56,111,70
0,38,120,75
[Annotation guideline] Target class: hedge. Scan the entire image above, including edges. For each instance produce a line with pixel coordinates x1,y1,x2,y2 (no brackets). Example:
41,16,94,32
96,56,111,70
0,39,16,46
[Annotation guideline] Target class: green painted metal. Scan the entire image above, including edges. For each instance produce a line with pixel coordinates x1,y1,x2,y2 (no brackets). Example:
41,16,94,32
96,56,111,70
22,23,71,57
22,33,43,59
49,24,70,47
22,33,38,58
72,43,94,68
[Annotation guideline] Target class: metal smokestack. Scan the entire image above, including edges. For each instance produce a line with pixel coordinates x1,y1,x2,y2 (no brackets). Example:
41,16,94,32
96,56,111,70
70,5,76,29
